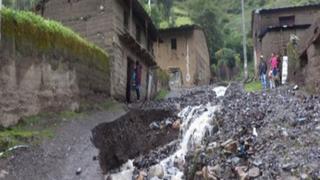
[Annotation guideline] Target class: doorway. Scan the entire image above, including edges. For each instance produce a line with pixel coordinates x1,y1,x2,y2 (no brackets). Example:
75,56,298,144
126,58,134,103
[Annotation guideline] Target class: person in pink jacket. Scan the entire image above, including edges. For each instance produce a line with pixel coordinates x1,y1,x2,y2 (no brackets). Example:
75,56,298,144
269,53,278,89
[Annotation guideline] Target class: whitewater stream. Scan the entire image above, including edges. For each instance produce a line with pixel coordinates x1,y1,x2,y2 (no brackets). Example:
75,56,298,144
109,86,227,180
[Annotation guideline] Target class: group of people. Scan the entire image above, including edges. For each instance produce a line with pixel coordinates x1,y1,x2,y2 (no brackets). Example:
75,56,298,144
259,53,282,89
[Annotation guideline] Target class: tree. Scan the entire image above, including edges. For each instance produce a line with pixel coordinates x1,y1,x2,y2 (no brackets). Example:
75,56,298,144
187,0,223,64
215,48,240,80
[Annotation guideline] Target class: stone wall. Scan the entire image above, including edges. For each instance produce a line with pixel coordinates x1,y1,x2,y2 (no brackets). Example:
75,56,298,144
0,39,109,127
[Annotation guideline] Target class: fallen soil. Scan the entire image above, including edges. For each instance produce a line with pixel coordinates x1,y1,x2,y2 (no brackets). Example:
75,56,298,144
91,109,179,173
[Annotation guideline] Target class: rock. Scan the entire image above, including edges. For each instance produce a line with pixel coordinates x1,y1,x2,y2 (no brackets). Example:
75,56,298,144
221,139,237,154
253,159,263,167
296,117,307,125
148,164,164,179
248,167,260,178
136,171,147,180
172,119,181,129
76,167,82,175
0,170,8,179
282,163,299,171
230,157,241,165
210,165,222,178
235,166,248,180
300,173,309,179
202,166,218,180
165,119,173,127
149,122,160,130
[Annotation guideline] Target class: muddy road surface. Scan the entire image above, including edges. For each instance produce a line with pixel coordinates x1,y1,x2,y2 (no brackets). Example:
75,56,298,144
0,109,127,180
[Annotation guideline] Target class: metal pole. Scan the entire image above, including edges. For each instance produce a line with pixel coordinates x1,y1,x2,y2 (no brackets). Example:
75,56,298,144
241,0,248,81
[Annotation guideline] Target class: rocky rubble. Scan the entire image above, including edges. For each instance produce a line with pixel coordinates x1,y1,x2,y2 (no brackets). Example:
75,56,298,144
184,83,320,179
104,83,320,180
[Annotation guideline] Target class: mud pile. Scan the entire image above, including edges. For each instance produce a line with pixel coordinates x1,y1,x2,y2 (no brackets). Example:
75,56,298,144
91,109,179,173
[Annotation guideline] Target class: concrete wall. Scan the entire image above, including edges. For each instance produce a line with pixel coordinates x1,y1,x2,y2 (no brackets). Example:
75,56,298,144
155,28,210,88
0,39,109,127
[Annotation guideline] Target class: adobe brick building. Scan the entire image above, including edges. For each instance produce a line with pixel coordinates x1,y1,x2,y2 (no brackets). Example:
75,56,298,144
252,4,320,76
39,0,158,102
154,25,210,89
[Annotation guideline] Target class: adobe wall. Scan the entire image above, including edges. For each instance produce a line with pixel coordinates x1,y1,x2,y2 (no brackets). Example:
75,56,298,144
260,29,305,66
155,29,210,87
43,0,114,53
191,29,211,85
0,38,109,127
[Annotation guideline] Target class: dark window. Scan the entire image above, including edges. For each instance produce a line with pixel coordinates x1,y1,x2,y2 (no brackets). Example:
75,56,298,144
279,16,295,26
136,26,141,43
124,10,129,30
171,38,177,50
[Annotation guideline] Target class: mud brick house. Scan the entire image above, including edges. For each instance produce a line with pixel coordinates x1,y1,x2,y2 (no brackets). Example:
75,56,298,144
295,17,320,93
252,4,320,76
154,25,210,89
39,0,158,102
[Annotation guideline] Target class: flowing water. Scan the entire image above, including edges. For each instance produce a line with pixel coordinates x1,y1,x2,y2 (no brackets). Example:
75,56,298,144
109,86,227,180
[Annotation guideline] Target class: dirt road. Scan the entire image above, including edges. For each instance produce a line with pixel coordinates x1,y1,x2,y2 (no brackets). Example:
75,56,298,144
0,107,127,180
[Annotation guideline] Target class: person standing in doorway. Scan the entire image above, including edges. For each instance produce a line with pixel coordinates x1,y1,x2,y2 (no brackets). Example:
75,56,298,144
134,61,142,101
259,55,267,89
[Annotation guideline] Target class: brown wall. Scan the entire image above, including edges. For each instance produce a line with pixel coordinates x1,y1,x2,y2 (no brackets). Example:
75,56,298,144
43,0,156,101
261,29,305,64
155,28,210,88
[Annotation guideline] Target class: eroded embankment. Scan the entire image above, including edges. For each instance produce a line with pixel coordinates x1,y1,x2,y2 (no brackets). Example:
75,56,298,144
91,109,179,173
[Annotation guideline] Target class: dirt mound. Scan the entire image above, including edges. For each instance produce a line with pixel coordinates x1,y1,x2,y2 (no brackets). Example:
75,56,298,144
91,109,179,173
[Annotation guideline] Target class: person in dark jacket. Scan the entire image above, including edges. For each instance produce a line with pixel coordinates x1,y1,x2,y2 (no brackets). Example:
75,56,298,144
259,55,268,89
133,61,142,100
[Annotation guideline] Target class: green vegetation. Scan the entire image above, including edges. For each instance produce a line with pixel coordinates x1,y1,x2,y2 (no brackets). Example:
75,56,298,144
155,89,169,101
1,8,109,72
0,117,54,155
157,69,170,88
244,81,262,92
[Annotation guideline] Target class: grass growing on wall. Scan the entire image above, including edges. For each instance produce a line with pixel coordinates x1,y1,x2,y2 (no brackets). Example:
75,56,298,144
1,8,109,72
